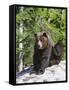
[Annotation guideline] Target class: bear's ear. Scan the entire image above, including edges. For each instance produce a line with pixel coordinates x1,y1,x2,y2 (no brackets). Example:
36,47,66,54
43,32,47,37
34,33,37,37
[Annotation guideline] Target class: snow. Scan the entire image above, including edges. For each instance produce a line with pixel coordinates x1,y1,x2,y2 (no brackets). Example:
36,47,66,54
16,61,66,83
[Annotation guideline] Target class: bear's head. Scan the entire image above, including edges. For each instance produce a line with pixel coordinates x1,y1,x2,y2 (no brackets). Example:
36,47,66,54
34,32,48,50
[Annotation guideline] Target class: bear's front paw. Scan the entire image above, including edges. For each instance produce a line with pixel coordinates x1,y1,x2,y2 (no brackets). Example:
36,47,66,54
36,69,45,75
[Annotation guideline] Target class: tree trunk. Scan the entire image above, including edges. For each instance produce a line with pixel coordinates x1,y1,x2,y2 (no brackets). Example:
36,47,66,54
18,7,24,72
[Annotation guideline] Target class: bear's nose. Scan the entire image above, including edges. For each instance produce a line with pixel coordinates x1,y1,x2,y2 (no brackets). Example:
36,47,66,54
37,45,40,49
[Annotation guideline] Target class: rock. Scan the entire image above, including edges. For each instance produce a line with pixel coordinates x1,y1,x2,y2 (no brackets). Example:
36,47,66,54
16,61,66,83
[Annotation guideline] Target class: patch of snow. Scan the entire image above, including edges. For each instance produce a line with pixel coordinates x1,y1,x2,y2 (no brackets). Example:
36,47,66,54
16,61,66,83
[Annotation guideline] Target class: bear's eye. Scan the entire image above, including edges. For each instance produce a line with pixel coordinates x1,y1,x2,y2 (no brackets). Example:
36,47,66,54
40,39,43,42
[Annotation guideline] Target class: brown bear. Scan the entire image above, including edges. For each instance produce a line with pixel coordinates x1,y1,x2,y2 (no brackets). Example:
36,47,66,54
33,32,63,75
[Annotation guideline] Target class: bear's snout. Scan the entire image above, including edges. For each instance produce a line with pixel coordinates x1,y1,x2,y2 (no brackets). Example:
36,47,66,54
37,40,43,49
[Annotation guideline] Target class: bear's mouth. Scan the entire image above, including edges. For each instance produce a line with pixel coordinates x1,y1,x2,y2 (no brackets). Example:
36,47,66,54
37,46,45,50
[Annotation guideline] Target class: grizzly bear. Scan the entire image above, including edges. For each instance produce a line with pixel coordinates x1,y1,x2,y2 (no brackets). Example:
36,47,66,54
33,32,63,75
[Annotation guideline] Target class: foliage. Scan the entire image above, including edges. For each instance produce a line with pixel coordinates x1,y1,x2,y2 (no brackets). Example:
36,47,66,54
16,6,66,67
